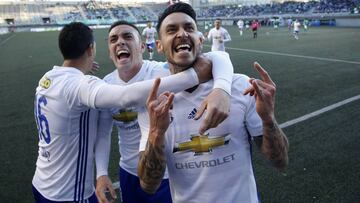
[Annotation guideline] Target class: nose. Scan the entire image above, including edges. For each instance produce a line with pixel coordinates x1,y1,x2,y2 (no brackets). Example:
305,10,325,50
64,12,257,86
176,28,189,38
116,38,126,46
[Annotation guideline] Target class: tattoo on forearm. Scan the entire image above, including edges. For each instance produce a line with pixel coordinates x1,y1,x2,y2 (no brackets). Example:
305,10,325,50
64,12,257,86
262,121,289,170
138,142,166,193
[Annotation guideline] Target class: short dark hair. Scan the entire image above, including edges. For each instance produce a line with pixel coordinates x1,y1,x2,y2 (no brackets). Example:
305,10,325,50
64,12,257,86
108,20,141,36
156,2,196,33
58,22,94,60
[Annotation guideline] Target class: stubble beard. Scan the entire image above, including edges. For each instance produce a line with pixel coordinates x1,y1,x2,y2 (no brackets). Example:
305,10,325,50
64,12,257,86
168,48,201,75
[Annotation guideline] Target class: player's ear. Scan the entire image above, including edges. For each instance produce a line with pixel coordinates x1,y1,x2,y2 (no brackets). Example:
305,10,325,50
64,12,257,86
88,42,96,57
199,34,204,44
156,40,163,54
141,42,146,54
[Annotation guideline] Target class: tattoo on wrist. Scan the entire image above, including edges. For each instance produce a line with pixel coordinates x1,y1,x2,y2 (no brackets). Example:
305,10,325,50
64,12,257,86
139,142,166,192
263,121,289,169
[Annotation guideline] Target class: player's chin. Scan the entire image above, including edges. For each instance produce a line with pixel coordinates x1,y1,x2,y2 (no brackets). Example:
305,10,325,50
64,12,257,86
174,58,194,68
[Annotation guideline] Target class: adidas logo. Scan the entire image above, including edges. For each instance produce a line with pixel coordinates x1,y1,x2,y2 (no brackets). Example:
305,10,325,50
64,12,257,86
187,108,197,119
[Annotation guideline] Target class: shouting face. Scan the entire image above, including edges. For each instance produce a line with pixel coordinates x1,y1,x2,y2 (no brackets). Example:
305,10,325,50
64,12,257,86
156,12,203,73
108,24,145,72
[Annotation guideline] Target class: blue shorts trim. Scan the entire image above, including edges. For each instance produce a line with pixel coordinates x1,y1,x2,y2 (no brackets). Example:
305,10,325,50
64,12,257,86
119,167,172,203
32,185,98,203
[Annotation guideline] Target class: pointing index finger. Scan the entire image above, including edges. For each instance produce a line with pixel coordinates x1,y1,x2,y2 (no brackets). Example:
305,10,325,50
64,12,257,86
254,62,274,85
147,78,161,104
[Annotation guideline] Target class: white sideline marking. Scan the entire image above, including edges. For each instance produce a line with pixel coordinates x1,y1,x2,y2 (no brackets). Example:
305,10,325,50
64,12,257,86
204,45,360,65
280,95,360,128
0,34,16,46
112,95,360,189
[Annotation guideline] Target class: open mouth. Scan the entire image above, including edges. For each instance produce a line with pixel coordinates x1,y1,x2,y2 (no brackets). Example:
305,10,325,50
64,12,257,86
174,43,192,53
116,50,130,60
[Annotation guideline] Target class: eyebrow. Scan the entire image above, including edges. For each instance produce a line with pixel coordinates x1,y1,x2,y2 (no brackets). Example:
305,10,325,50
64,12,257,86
109,31,133,37
165,22,195,29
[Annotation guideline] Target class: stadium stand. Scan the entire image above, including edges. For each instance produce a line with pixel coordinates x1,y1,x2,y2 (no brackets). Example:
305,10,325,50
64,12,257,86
0,0,359,34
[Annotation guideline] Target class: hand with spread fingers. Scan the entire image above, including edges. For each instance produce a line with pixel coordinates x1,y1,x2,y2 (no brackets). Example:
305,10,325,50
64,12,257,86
243,62,276,124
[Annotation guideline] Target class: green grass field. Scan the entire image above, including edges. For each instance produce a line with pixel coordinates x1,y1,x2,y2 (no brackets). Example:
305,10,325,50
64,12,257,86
0,26,359,202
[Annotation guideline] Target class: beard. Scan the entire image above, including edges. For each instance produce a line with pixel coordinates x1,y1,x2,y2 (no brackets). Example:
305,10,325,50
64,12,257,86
167,46,202,74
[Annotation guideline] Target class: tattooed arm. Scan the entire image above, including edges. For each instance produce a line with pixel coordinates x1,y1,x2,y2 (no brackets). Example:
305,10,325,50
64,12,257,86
138,139,167,194
138,78,174,194
244,62,289,170
253,121,289,170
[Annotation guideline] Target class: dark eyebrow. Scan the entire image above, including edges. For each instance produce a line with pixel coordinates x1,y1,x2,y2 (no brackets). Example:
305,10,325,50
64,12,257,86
165,24,177,29
124,32,134,36
109,34,117,39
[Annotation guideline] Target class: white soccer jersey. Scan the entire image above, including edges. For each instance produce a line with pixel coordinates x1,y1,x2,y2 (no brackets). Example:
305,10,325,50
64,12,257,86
142,27,157,44
32,65,200,201
237,20,244,28
95,51,235,179
139,74,263,203
207,27,231,52
101,60,169,177
294,21,301,32
32,67,104,201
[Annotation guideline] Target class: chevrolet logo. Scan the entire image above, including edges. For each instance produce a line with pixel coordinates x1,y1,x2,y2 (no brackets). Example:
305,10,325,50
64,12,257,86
173,133,231,155
112,111,138,122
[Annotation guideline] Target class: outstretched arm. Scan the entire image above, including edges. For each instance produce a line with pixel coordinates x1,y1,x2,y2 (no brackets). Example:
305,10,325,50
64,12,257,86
77,67,198,109
244,62,289,170
138,78,174,194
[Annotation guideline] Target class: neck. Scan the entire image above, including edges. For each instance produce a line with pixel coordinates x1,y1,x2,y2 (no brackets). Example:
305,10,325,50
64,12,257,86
62,59,88,74
168,63,189,75
168,62,198,92
117,62,142,82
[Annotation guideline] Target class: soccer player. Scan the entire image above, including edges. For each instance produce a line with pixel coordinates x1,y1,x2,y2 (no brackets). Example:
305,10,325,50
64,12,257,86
137,3,289,203
303,19,309,32
251,19,260,39
245,20,250,30
95,20,234,203
142,21,157,60
273,18,280,30
204,21,209,31
287,18,293,31
31,22,222,203
293,19,301,40
206,18,231,52
237,19,244,36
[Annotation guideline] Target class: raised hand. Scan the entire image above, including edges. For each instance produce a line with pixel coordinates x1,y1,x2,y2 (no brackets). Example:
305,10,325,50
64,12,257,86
243,62,289,170
243,62,276,124
138,78,173,194
147,78,174,144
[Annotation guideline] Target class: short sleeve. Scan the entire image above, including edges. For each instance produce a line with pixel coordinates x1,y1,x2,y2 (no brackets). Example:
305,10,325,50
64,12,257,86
245,92,263,137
